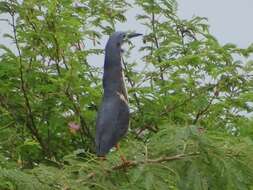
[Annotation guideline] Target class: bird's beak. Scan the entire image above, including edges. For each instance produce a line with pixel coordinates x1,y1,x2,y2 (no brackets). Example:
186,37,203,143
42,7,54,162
127,32,143,39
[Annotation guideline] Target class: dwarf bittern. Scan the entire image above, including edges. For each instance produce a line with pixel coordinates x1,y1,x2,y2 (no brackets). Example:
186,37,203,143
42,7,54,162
95,31,142,159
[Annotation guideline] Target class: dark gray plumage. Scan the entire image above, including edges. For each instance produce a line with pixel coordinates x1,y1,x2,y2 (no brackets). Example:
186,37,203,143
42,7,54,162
95,31,142,156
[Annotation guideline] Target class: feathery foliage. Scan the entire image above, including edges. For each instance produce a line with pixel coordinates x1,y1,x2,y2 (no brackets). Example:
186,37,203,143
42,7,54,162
0,0,253,189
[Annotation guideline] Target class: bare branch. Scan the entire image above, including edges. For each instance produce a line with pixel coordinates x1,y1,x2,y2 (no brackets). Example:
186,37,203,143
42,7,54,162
87,152,199,179
10,12,49,156
112,152,199,170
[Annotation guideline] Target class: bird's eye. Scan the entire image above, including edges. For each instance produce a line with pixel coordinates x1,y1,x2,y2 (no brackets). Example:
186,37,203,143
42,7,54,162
123,34,126,38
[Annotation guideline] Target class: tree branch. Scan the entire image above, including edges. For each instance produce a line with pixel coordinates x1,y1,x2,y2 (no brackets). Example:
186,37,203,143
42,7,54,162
193,96,215,124
121,58,142,112
113,152,199,170
151,11,164,81
87,152,199,179
160,95,193,116
65,88,94,143
10,12,49,156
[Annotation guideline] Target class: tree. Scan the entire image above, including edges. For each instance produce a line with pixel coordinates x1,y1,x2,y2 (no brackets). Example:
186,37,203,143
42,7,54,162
0,0,253,189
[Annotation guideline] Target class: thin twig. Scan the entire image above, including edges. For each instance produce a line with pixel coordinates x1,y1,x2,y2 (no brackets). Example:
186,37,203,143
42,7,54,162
160,96,193,116
65,88,94,142
10,12,49,156
87,152,199,179
193,95,215,124
151,11,164,81
122,57,142,112
113,152,199,170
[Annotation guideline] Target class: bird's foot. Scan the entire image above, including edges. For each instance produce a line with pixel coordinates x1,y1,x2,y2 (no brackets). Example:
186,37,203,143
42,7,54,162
120,155,132,167
115,144,131,167
113,158,133,170
120,155,128,163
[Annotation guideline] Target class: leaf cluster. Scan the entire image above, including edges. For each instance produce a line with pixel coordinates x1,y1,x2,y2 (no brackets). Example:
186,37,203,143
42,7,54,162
0,0,253,189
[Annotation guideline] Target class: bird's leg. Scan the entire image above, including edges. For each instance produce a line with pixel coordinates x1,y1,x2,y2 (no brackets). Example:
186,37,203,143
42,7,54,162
115,144,131,166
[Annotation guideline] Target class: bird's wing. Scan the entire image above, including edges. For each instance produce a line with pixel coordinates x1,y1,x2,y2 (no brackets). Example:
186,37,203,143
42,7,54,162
95,94,129,156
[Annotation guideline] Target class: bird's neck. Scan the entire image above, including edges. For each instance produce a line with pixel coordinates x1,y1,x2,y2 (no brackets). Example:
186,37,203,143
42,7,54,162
104,45,122,68
103,49,128,99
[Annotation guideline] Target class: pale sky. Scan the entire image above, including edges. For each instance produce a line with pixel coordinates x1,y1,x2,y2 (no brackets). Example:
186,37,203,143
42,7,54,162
177,0,253,48
1,1,253,62
98,0,253,67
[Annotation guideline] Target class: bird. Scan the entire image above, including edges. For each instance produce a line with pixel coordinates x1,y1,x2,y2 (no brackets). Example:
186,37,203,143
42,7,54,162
95,31,142,160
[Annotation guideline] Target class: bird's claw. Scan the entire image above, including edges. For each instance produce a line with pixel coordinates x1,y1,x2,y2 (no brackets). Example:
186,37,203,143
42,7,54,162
113,160,132,170
120,156,132,167
122,160,132,167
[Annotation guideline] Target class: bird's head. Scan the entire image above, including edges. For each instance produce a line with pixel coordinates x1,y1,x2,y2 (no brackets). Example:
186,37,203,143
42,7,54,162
106,31,142,50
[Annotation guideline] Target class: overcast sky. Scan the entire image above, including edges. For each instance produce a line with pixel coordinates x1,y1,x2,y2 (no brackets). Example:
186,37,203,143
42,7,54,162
104,0,253,67
1,0,253,62
177,0,253,48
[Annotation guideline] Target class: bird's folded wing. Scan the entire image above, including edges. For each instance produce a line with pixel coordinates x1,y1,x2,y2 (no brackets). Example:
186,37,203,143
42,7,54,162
95,95,129,155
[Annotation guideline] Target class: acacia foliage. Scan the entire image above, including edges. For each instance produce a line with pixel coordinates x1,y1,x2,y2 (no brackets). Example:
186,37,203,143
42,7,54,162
0,0,253,189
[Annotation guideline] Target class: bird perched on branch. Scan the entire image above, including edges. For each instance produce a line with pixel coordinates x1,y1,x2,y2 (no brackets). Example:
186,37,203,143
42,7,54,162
95,31,142,159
